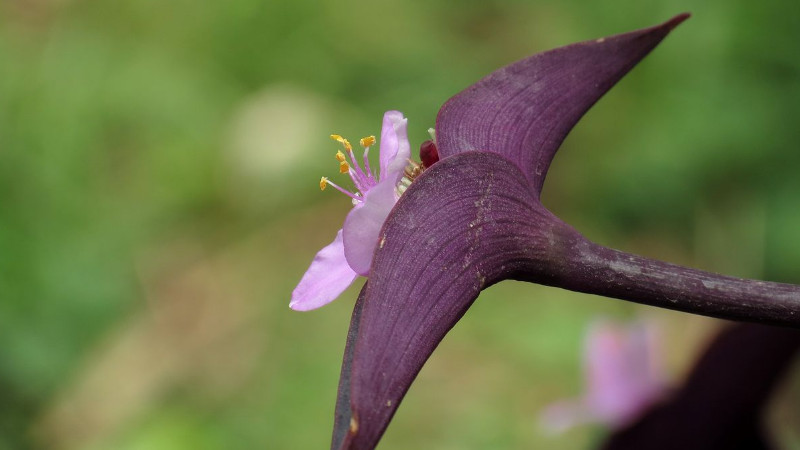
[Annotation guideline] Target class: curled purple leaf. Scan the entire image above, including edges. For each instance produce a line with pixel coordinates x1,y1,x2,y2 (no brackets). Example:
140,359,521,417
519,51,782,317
436,13,689,194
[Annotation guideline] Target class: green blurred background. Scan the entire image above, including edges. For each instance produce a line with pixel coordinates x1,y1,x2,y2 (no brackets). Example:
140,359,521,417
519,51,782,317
1,0,799,448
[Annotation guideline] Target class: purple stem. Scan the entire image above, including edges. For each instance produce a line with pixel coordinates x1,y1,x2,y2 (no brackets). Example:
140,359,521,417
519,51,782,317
551,236,800,327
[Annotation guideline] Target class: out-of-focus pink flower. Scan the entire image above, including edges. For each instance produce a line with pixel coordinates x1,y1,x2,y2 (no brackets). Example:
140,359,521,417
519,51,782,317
290,111,411,311
540,319,670,433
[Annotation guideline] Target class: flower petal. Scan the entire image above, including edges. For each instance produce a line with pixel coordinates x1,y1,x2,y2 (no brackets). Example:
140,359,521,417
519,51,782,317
436,14,689,195
332,152,577,448
342,178,397,276
290,230,359,311
378,110,410,185
584,321,665,427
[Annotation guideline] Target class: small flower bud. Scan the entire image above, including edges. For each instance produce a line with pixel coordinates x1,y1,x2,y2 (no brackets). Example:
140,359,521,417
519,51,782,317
420,140,439,169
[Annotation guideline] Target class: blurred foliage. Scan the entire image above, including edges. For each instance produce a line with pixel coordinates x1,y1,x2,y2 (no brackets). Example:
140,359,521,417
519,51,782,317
0,0,798,448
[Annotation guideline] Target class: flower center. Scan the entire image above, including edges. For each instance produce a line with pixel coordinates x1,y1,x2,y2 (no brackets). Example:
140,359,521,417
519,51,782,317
319,133,423,202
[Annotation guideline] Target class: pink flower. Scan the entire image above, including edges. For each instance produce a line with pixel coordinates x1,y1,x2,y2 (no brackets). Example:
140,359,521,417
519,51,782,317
290,111,411,311
540,320,669,433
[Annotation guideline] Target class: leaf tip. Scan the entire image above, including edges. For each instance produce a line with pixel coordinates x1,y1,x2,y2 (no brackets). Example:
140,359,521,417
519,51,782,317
666,12,691,30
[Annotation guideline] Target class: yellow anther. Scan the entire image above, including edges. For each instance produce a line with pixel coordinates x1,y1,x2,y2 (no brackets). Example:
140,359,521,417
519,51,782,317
360,136,376,147
339,161,350,174
335,150,347,162
320,177,328,191
330,134,352,151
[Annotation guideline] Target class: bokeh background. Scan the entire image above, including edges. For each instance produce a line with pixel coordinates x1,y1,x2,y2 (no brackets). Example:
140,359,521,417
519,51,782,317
1,0,799,448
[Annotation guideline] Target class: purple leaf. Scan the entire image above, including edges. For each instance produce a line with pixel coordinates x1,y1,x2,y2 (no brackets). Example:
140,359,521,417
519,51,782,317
336,151,573,449
437,13,689,194
331,14,800,450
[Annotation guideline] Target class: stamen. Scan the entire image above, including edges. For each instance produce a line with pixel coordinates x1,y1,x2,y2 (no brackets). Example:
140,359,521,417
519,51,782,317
360,136,376,148
332,133,371,190
404,159,422,180
396,175,413,196
324,131,423,204
361,138,376,183
362,147,375,183
321,177,362,202
330,134,353,152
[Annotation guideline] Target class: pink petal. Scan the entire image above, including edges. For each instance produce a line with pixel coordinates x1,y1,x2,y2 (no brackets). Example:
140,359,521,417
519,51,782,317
290,230,359,311
379,111,410,184
586,323,629,400
540,320,669,433
342,178,397,276
584,321,665,426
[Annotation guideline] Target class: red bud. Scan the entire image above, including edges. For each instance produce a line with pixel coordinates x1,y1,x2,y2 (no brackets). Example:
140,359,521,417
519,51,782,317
420,140,439,168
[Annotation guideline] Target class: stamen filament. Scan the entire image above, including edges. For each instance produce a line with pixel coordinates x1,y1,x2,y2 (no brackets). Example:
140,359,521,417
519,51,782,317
360,136,377,183
321,177,362,202
346,146,371,187
404,159,422,180
362,145,376,183
348,168,368,193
